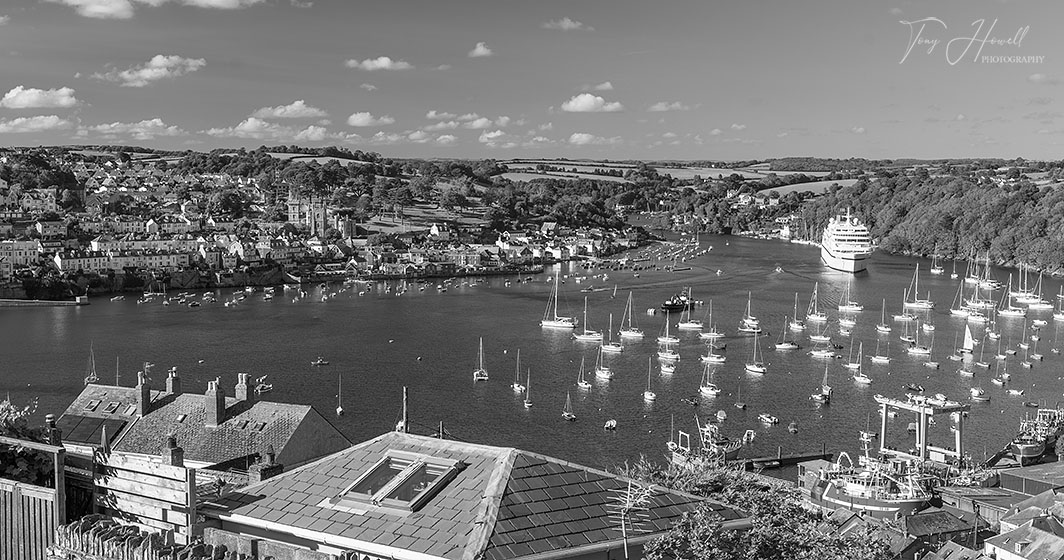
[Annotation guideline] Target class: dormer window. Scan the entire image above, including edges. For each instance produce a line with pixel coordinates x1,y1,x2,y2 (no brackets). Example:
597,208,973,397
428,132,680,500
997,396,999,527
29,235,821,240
324,451,464,514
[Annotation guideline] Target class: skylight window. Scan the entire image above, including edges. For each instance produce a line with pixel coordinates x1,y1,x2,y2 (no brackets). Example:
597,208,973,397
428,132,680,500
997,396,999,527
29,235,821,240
326,451,465,514
103,401,121,414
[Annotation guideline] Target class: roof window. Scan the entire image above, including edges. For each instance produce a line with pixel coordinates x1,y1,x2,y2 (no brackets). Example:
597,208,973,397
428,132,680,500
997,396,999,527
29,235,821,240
327,451,464,513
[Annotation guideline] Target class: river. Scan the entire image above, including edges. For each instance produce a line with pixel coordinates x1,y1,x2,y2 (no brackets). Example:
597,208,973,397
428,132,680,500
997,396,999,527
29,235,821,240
3,234,1061,471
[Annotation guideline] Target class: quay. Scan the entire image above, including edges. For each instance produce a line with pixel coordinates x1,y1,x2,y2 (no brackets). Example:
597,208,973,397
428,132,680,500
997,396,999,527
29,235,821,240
0,296,89,307
735,445,834,471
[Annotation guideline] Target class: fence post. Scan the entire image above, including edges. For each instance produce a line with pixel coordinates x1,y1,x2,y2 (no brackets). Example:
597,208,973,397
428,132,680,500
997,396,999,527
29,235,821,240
13,483,25,560
55,447,66,525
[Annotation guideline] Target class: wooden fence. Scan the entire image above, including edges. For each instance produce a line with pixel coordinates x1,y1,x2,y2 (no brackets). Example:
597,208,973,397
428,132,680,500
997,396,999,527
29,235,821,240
0,435,66,560
92,450,197,545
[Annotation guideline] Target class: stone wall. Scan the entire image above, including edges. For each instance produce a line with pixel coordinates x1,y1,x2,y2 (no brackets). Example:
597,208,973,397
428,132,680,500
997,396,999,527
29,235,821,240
46,516,340,560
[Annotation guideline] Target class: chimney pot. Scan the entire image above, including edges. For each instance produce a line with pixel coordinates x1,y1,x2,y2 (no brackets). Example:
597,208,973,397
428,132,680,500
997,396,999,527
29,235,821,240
166,367,181,396
205,378,226,427
137,371,151,417
235,372,254,404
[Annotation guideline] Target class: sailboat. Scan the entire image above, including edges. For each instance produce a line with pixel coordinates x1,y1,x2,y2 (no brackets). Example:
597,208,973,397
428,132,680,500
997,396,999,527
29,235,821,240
540,269,577,329
876,299,892,333
595,345,614,378
699,300,725,339
735,381,747,409
523,369,533,408
562,391,576,421
806,282,828,323
84,343,99,385
809,320,831,343
974,333,990,368
810,363,832,403
738,292,761,333
775,316,799,350
511,349,526,392
1026,272,1054,310
844,341,863,370
789,292,807,331
572,297,603,341
473,337,489,381
905,321,931,355
657,315,680,344
997,275,1027,318
950,259,959,280
618,291,644,338
930,246,945,275
852,359,872,384
699,363,722,396
949,281,970,317
576,356,591,389
838,280,863,312
601,313,624,353
701,340,727,363
960,325,977,354
643,357,657,401
336,370,344,416
1054,287,1064,322
676,289,703,330
870,338,891,364
744,332,766,374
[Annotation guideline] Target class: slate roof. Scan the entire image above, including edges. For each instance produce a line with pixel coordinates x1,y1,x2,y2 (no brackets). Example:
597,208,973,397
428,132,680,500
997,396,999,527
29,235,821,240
904,510,970,537
985,523,1064,560
57,384,162,445
204,431,738,560
921,541,989,560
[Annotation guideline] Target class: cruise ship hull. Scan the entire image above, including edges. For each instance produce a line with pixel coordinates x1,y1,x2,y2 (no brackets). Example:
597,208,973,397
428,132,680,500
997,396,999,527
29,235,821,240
821,246,871,273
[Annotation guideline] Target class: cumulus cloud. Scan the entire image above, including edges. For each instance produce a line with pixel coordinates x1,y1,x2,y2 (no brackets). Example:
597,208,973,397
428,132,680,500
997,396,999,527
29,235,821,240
407,130,430,143
346,112,395,127
648,101,690,112
709,128,723,136
1028,73,1060,85
468,42,493,58
93,55,205,87
44,0,266,19
0,15,9,25
359,83,377,91
463,117,493,129
457,113,480,121
730,123,746,130
568,132,621,145
290,0,312,7
426,110,457,120
435,64,452,71
0,115,74,133
560,93,623,112
251,100,327,119
850,126,866,134
81,118,185,140
889,7,903,16
542,17,592,31
205,117,289,139
539,122,553,131
479,130,505,143
436,134,457,145
345,56,412,71
1,86,79,109
592,81,613,91
425,120,459,131
294,125,335,142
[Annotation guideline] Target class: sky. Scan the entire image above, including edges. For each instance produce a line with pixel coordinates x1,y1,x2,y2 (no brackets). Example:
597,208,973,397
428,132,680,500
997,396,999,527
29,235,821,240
0,0,1062,160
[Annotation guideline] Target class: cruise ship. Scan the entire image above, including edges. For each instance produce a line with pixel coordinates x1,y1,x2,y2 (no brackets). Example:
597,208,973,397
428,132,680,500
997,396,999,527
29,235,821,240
820,210,875,273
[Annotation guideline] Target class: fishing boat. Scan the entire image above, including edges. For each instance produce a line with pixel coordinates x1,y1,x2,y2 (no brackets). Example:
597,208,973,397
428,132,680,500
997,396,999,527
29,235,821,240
643,357,657,401
572,297,603,341
810,363,832,403
562,391,577,421
876,299,892,333
738,292,761,334
789,293,807,331
601,314,624,353
1011,408,1064,465
668,417,741,464
806,283,828,323
903,265,935,309
594,345,613,379
523,369,534,408
618,291,644,338
699,364,722,396
775,316,799,350
838,280,864,312
661,287,694,312
540,269,577,329
511,349,526,392
473,337,489,381
676,290,703,330
744,332,766,374
699,300,725,339
820,209,875,273
311,356,329,366
576,356,591,389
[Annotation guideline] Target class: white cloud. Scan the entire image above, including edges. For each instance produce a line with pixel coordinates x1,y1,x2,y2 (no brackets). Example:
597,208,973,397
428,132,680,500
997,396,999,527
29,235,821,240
436,134,457,145
81,118,185,140
251,100,327,119
456,113,480,121
290,0,312,7
542,17,592,31
294,125,337,142
347,112,395,127
1,86,79,109
425,120,459,131
407,130,430,143
568,132,621,145
43,0,266,19
464,117,493,129
955,113,966,121
592,81,613,91
560,93,623,112
777,132,789,138
468,42,493,58
1028,73,1060,85
368,131,403,145
93,54,205,87
0,115,74,133
359,83,377,91
709,128,722,136
495,116,510,127
345,56,412,71
539,122,553,131
648,101,690,112
662,132,677,138
0,15,10,25
730,123,746,131
435,64,452,71
524,136,553,147
479,130,505,142
205,117,289,139
889,7,903,16
426,110,457,120
850,126,866,134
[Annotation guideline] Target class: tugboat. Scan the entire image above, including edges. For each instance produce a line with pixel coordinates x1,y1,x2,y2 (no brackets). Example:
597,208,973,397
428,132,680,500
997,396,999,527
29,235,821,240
660,287,694,313
667,416,742,465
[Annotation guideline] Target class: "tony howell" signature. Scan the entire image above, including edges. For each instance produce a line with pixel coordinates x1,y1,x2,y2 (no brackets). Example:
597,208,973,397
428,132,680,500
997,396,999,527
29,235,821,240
899,18,1031,65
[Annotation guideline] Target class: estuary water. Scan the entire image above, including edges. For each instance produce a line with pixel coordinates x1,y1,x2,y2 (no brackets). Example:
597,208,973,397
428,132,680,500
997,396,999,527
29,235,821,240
3,235,1063,471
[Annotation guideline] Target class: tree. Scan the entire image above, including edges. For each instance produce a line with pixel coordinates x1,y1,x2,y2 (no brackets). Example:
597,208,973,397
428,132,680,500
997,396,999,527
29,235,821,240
440,189,468,211
0,399,53,487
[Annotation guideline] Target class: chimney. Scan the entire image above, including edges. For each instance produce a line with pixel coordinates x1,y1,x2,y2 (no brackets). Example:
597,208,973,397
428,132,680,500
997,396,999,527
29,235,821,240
44,414,62,446
137,370,151,417
161,435,184,467
205,378,225,427
235,372,254,404
248,445,283,482
166,367,182,396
